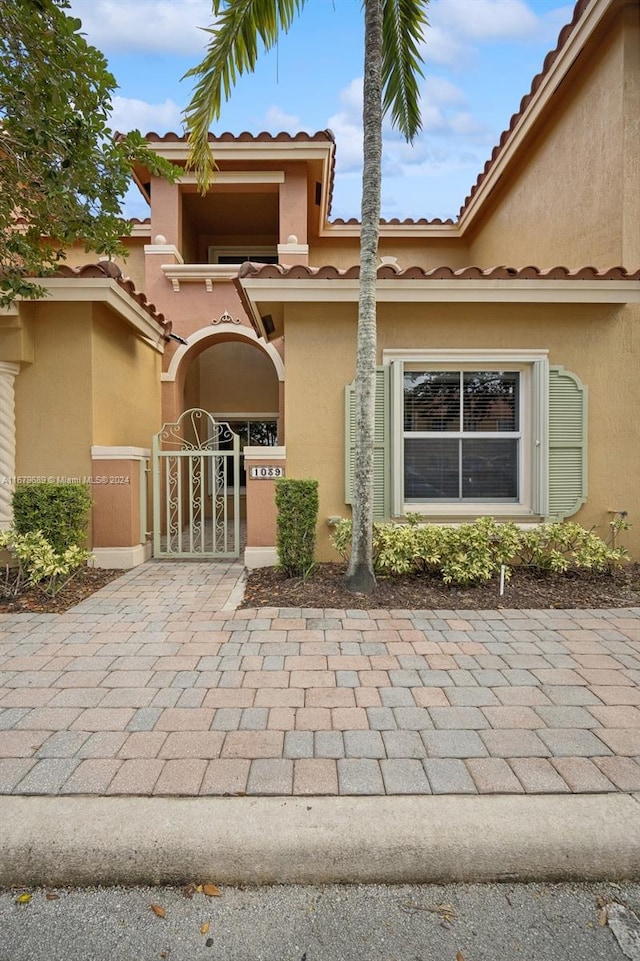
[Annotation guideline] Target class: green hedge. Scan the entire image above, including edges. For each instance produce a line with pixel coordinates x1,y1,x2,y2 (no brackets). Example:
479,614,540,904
332,516,627,586
275,478,318,578
13,483,92,552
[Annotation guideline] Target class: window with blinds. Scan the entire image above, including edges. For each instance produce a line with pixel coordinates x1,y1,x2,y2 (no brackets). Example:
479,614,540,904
403,369,520,502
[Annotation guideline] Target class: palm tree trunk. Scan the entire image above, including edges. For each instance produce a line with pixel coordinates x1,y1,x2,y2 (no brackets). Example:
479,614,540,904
344,0,382,594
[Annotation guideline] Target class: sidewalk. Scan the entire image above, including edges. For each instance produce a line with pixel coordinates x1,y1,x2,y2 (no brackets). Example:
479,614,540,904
2,560,640,799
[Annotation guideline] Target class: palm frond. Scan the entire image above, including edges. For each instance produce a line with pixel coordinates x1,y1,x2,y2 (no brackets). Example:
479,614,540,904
381,0,428,143
183,0,308,191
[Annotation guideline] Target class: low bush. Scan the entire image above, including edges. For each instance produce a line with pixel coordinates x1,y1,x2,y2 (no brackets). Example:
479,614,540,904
0,529,91,598
333,517,626,587
275,479,319,578
13,483,91,552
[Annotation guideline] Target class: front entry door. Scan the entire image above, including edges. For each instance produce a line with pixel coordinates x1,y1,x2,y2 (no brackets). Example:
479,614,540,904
152,409,240,558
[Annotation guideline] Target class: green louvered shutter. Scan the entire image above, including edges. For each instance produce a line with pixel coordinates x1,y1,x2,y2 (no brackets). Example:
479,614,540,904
345,366,390,520
548,365,588,520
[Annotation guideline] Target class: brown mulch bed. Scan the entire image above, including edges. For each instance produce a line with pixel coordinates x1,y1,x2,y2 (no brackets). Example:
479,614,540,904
3,564,640,615
242,562,640,611
0,568,122,615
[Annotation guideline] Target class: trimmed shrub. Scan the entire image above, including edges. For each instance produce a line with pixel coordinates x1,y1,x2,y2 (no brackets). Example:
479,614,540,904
275,479,319,578
13,483,92,552
0,529,91,598
333,517,626,587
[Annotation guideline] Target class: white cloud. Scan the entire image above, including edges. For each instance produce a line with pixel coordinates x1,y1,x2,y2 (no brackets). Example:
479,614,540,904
69,0,214,55
263,106,303,133
110,96,184,134
434,0,538,41
327,69,493,183
425,24,470,66
327,77,364,174
422,76,467,106
339,77,364,112
327,111,363,174
422,0,570,67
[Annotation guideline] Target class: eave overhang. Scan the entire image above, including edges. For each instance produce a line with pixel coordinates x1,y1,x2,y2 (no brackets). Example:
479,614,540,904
236,264,640,339
38,278,167,351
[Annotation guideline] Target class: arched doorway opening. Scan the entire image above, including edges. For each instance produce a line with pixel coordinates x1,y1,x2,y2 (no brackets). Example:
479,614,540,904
155,327,283,557
184,337,280,498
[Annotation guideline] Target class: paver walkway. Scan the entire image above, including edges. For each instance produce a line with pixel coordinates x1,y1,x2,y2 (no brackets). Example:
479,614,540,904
1,561,640,798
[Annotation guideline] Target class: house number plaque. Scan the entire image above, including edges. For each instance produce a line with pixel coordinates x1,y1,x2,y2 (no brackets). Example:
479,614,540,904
249,466,285,479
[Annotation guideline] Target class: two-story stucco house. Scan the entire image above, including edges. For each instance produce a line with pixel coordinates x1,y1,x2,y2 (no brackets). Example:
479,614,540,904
1,0,639,569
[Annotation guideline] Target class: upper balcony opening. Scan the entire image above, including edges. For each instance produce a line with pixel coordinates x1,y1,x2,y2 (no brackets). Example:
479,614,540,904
181,185,279,265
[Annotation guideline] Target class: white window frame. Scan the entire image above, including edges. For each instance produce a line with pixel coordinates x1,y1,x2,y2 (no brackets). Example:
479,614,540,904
208,246,278,265
384,349,549,518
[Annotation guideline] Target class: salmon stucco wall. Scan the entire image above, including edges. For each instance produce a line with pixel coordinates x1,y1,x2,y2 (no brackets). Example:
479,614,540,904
469,14,628,268
283,300,640,561
188,341,280,414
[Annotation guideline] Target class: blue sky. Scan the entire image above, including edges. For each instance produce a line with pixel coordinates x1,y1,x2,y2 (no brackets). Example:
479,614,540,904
69,0,576,222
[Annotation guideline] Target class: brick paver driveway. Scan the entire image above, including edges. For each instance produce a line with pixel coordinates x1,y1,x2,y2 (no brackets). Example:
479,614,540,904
2,561,640,798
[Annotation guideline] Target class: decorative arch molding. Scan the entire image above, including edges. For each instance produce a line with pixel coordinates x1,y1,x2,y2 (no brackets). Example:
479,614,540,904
161,323,284,383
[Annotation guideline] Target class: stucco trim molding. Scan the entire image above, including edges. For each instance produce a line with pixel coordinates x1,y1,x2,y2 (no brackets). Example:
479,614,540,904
178,171,285,185
91,446,151,460
244,546,278,569
244,446,286,461
91,543,151,569
144,244,184,263
239,277,640,306
277,243,310,256
162,323,285,382
161,264,239,291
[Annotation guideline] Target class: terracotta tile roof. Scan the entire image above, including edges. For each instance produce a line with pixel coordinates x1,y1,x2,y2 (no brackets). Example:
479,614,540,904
143,129,335,145
140,128,339,219
331,216,456,226
238,263,640,281
53,262,171,335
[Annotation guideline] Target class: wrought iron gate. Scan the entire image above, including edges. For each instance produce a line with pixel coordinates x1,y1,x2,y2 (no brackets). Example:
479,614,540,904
152,409,240,558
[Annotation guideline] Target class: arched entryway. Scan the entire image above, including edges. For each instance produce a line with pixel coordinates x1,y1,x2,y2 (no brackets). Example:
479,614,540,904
155,325,284,557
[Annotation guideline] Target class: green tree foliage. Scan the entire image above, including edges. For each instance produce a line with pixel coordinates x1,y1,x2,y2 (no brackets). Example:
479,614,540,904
184,0,429,592
0,0,180,306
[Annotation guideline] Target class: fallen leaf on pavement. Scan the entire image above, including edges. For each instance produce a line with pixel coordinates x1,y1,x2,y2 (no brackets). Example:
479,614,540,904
599,907,608,927
605,902,640,960
201,922,210,935
15,893,31,904
456,952,465,961
45,892,59,901
203,884,221,897
183,884,196,899
151,904,166,918
400,901,456,923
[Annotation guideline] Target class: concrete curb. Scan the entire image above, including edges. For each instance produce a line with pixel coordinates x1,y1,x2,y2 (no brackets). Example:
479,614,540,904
2,794,640,887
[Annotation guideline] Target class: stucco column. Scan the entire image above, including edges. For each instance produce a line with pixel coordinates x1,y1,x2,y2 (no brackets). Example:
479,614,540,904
244,446,286,569
0,362,20,530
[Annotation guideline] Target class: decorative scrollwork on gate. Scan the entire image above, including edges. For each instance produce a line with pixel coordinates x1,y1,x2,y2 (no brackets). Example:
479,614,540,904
157,408,236,452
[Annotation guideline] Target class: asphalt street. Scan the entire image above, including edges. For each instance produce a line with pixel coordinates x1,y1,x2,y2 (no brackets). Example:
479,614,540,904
1,881,639,961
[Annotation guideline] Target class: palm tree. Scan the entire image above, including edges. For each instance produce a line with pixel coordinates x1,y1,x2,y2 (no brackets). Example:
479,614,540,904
184,0,428,593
